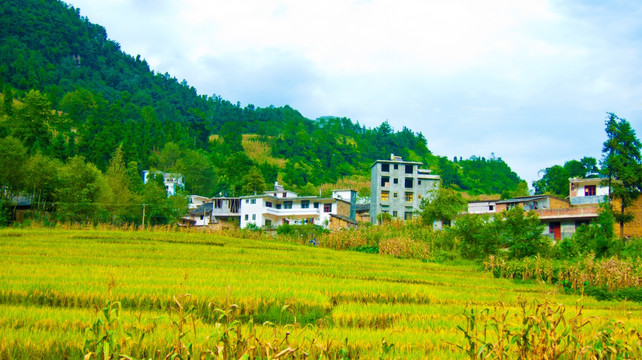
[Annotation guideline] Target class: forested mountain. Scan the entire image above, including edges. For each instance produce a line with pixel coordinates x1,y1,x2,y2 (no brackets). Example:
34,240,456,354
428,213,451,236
0,0,525,206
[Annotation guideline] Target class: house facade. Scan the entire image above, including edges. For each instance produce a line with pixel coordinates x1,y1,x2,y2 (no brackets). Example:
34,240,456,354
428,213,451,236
239,183,356,229
181,197,242,229
369,154,440,224
467,200,497,214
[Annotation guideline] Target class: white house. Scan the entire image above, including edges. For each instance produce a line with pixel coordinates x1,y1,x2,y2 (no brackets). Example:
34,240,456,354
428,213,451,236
142,170,184,196
239,183,354,229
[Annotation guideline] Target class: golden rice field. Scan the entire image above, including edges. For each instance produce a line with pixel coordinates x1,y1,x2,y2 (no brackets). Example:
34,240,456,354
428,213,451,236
0,227,640,359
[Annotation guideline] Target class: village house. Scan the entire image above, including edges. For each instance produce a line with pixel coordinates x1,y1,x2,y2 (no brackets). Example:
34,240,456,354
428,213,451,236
239,182,357,230
494,194,596,240
181,197,241,229
466,178,642,240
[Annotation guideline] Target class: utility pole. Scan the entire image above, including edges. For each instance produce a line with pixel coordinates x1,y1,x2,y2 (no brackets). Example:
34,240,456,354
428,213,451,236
142,204,146,228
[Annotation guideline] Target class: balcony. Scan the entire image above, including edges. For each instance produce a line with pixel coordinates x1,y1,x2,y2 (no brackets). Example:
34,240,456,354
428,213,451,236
569,195,607,206
535,207,599,220
262,207,321,217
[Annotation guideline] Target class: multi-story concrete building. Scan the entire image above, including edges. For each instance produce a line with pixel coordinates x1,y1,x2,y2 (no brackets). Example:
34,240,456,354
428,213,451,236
369,155,440,224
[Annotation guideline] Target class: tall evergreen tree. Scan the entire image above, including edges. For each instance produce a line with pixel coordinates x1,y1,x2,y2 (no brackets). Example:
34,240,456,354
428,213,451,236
601,113,642,238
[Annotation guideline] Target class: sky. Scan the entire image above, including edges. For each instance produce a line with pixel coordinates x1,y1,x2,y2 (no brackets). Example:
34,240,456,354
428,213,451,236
65,0,642,185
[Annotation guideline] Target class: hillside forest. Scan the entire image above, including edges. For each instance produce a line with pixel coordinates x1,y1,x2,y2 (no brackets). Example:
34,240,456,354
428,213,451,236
0,0,526,224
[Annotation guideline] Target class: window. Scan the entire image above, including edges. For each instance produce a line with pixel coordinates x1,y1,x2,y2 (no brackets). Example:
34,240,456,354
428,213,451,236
301,200,310,209
405,178,413,188
313,202,319,209
585,185,596,196
323,203,332,213
284,201,293,209
250,199,256,204
405,192,413,202
405,165,414,174
265,219,272,227
252,214,256,220
266,201,272,208
245,199,249,204
244,214,249,220
418,180,422,185
381,191,389,201
283,192,287,198
417,194,422,199
489,205,494,211
380,176,390,187
393,178,398,184
404,212,413,220
276,203,282,209
393,192,398,198
394,164,398,170
381,163,390,172
393,210,398,217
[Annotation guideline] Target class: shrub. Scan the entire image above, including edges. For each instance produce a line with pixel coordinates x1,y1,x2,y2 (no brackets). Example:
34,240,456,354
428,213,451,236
494,207,549,259
452,214,497,259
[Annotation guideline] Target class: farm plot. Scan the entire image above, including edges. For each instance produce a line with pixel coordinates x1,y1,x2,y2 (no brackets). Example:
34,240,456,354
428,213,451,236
0,228,640,359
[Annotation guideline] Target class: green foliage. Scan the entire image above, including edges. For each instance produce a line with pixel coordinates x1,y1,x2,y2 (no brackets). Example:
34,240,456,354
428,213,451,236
0,136,27,199
55,156,109,222
142,176,187,226
419,187,466,226
601,112,642,238
556,203,615,259
276,223,328,240
241,166,266,195
453,214,498,259
495,207,548,259
533,157,598,196
83,300,125,359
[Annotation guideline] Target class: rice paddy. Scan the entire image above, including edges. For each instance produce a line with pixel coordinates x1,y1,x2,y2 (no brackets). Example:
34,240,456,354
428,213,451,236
0,227,640,359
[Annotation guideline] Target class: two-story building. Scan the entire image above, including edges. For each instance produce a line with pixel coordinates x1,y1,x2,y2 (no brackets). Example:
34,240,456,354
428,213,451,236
239,183,357,229
369,154,440,224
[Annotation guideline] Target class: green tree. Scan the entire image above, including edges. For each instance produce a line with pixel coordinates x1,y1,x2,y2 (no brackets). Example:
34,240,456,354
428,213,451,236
601,113,642,238
104,146,141,224
558,203,615,259
533,157,600,197
12,90,55,153
0,136,27,225
494,207,548,259
419,187,466,227
23,152,61,211
241,166,266,195
59,88,96,128
55,156,109,222
453,214,498,259
141,176,187,226
174,149,217,196
0,136,27,200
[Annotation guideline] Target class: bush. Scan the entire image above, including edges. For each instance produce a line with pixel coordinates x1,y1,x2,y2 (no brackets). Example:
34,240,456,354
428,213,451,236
452,214,497,259
495,207,549,259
